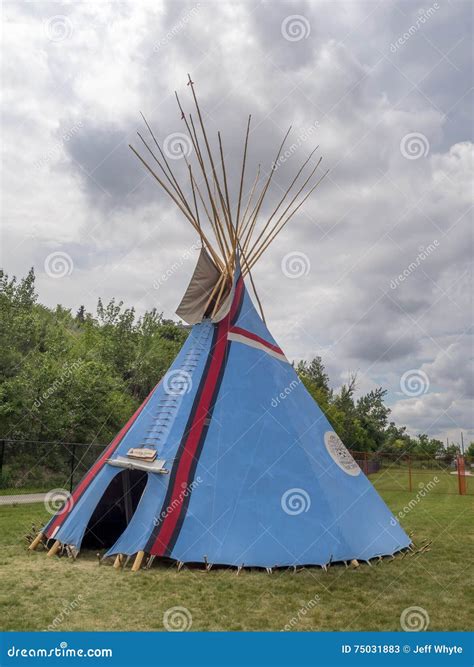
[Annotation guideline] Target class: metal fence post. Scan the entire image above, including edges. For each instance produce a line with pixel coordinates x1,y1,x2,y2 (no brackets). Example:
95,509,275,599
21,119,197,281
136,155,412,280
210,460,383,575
69,444,76,494
457,455,466,496
0,440,4,477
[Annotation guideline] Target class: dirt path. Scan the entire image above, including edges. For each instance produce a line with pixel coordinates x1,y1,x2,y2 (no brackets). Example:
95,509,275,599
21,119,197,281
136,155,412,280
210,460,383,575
0,493,47,505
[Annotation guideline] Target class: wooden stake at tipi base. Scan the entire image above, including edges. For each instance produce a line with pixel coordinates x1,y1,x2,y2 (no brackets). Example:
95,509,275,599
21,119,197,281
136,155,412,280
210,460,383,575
28,532,44,551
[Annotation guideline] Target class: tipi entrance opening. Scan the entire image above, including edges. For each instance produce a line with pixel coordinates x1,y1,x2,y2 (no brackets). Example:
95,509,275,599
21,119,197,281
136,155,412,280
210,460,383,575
82,469,147,549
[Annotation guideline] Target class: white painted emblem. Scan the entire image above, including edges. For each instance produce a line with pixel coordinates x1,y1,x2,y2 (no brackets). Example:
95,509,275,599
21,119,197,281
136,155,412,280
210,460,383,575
324,431,361,476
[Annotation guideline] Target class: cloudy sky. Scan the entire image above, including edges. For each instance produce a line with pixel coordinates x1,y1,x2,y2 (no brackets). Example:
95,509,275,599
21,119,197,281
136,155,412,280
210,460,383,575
2,0,472,445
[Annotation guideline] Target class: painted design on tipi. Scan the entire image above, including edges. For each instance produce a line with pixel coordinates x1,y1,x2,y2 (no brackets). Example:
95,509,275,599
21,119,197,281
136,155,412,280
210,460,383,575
324,431,361,477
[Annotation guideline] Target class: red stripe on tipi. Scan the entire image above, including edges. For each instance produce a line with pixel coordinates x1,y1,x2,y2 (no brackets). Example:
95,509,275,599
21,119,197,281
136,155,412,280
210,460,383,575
150,318,229,555
229,325,284,355
45,383,158,538
150,277,244,556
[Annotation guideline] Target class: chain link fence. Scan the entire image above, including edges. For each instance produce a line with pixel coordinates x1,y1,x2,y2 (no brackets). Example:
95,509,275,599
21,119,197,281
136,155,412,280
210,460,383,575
0,439,106,500
0,440,472,500
351,450,473,495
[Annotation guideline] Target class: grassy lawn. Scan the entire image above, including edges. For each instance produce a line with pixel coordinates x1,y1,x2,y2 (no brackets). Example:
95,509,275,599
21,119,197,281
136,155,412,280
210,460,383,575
0,491,472,632
371,467,465,495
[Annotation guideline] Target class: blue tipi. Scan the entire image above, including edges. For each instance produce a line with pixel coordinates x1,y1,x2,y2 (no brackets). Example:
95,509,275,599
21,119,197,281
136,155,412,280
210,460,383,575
31,78,410,569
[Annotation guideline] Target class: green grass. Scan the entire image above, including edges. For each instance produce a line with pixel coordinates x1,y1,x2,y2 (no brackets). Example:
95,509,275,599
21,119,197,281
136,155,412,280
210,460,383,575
371,466,466,495
0,491,472,632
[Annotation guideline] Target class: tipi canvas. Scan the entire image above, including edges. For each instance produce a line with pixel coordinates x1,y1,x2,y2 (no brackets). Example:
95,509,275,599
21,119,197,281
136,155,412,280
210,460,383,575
31,77,410,570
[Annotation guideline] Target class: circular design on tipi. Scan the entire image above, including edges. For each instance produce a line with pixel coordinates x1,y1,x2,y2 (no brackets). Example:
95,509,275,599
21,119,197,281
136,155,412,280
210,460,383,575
324,431,361,476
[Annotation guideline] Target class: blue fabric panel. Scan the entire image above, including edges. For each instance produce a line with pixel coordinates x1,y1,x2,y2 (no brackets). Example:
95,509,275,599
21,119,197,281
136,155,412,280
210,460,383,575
104,473,167,556
233,287,280,347
104,320,215,556
170,330,409,566
109,320,214,462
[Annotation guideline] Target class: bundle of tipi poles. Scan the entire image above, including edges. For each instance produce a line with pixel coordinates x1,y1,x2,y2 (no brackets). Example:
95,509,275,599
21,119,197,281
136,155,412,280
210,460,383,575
130,74,328,317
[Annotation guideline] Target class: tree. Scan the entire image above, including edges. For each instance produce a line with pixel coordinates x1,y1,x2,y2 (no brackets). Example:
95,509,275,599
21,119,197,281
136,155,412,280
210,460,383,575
296,357,332,401
0,270,189,445
384,422,414,454
413,434,445,458
356,388,390,451
76,305,86,322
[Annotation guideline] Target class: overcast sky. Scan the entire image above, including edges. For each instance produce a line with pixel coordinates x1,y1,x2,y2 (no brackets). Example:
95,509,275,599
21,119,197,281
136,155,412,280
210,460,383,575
2,0,472,445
